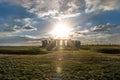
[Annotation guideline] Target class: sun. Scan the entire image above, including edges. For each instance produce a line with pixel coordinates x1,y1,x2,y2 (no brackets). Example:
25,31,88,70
50,22,72,39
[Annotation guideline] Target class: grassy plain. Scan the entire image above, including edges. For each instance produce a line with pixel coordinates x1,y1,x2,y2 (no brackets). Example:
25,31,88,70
0,46,120,80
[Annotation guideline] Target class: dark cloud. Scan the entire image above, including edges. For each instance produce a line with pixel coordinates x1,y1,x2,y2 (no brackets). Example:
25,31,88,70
12,25,37,32
22,25,37,31
74,29,90,35
0,25,37,34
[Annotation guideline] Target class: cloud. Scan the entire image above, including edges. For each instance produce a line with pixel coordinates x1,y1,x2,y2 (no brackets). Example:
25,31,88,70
74,32,120,45
0,17,37,35
72,22,120,44
9,0,120,19
1,0,120,19
91,23,119,32
20,35,41,39
73,23,120,40
12,25,37,32
0,35,42,46
0,23,9,28
73,23,120,37
85,0,119,13
12,25,21,31
53,13,81,19
22,25,37,31
14,19,21,22
23,18,31,24
14,18,32,25
0,25,17,35
21,18,37,31
0,25,37,34
3,23,9,27
74,29,90,35
10,0,85,19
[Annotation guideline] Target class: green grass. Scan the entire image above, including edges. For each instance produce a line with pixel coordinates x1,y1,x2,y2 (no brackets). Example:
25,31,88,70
0,46,120,80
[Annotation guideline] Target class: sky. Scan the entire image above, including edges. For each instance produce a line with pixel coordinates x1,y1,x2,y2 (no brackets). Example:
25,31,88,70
0,0,120,46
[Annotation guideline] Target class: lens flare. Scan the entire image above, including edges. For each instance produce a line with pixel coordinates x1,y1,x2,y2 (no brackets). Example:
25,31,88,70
56,67,62,74
50,22,72,39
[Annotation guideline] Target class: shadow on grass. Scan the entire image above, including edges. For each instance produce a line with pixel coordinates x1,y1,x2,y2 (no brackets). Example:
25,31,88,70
0,48,47,55
80,45,120,54
80,46,90,50
94,48,120,54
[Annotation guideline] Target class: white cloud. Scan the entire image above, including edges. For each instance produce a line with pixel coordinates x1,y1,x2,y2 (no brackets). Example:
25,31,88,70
20,35,40,39
86,22,92,26
23,18,31,24
53,13,81,19
3,23,9,27
0,23,9,27
14,19,21,22
12,25,21,32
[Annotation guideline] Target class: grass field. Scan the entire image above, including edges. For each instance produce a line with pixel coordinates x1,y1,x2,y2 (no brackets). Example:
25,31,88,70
0,46,120,80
